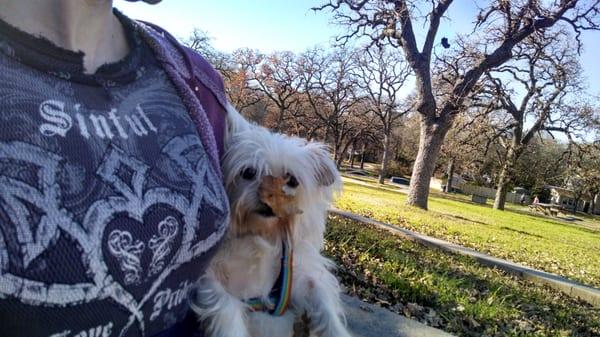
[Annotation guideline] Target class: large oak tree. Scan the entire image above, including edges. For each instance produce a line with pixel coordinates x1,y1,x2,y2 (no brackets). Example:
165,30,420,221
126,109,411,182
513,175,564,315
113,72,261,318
315,0,600,209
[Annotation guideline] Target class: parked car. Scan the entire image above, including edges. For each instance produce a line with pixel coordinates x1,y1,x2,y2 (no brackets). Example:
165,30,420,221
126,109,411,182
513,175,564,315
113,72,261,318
391,176,410,185
346,169,370,176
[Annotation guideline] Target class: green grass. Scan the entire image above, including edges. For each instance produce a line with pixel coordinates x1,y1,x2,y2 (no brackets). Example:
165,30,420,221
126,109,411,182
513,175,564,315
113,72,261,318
325,215,600,337
335,180,600,288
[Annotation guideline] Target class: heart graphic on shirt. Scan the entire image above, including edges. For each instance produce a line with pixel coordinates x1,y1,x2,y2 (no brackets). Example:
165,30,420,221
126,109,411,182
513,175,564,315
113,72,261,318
102,204,184,300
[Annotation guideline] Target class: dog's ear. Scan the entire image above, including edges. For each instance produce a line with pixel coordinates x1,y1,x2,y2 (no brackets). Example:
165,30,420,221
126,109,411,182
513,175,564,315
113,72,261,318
307,144,339,187
225,103,254,138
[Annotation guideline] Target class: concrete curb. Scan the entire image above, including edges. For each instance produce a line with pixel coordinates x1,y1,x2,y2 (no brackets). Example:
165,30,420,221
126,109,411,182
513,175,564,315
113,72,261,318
341,294,456,337
330,209,600,308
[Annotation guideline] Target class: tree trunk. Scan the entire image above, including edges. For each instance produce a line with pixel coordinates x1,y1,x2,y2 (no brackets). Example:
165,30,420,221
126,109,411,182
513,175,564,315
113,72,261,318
274,107,285,132
336,151,345,168
350,141,356,168
332,139,340,168
360,143,366,170
445,158,455,193
493,147,517,210
378,133,391,184
406,118,451,209
493,166,509,210
336,137,353,168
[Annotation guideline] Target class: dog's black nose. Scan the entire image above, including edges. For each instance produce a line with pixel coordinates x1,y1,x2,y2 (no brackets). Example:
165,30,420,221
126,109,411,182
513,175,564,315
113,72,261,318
286,175,299,188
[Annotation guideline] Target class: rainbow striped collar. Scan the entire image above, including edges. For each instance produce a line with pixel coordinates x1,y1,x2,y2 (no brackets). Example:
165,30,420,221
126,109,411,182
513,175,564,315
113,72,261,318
244,239,293,316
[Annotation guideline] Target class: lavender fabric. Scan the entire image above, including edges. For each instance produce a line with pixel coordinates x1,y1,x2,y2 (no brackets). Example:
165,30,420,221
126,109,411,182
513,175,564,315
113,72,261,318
136,21,228,172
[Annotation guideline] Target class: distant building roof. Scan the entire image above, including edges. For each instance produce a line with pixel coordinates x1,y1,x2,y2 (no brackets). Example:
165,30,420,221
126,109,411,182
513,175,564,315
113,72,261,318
548,186,593,200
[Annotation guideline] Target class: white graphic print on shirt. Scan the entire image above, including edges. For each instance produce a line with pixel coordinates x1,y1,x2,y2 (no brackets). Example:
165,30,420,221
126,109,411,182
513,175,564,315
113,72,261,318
0,135,228,336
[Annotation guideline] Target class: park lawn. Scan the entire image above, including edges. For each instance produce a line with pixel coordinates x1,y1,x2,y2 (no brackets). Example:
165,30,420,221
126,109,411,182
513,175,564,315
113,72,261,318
335,180,600,288
325,215,600,337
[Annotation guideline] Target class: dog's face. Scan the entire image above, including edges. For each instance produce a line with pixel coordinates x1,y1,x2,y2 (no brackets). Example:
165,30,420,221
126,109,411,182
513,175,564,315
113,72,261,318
222,127,339,240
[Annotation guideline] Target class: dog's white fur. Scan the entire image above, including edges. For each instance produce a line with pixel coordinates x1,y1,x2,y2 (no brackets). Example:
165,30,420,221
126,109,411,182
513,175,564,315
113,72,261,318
190,105,351,337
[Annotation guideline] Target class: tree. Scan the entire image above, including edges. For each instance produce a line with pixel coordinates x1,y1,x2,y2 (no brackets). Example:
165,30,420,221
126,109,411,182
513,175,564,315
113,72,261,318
511,137,569,192
224,49,264,115
392,113,420,173
477,30,585,210
184,28,231,76
315,0,600,209
249,51,303,132
565,144,600,214
297,48,362,164
184,32,264,116
353,46,412,183
438,114,490,193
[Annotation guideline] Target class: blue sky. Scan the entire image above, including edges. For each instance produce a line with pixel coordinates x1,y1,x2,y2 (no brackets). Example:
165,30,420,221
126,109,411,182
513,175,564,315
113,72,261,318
116,0,599,94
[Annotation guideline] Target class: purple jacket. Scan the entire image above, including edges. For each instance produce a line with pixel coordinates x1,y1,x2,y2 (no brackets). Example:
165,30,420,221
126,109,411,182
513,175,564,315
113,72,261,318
137,20,228,178
135,21,229,337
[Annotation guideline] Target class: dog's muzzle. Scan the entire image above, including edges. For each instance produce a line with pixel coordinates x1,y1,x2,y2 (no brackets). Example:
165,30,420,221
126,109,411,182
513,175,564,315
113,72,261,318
256,175,302,218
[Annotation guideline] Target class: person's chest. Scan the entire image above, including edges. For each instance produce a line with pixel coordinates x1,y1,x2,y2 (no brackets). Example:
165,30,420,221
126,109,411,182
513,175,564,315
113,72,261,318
0,50,229,337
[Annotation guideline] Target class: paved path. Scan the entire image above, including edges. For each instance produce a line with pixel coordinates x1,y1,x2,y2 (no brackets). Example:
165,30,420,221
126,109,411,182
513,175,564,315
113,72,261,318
342,294,455,337
331,209,600,308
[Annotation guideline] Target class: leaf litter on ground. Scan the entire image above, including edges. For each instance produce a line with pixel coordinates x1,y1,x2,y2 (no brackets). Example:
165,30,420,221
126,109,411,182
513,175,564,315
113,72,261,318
325,215,600,337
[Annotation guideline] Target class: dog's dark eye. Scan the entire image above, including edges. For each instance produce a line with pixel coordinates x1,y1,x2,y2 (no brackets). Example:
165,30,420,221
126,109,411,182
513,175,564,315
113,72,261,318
241,167,256,180
287,175,299,188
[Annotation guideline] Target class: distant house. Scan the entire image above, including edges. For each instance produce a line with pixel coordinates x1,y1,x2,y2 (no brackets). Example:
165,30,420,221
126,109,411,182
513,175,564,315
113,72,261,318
513,187,528,195
434,175,530,205
437,174,467,192
548,186,600,214
449,174,467,188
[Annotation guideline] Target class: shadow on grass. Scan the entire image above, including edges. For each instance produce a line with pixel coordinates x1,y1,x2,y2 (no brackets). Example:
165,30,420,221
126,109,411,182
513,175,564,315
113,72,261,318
443,214,490,226
499,226,544,239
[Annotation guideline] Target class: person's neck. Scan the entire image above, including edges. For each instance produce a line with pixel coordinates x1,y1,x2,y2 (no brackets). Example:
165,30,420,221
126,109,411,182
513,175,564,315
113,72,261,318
0,0,129,74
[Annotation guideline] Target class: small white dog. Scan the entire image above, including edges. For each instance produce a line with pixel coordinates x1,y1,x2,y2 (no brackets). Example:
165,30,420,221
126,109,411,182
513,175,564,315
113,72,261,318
190,106,351,337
